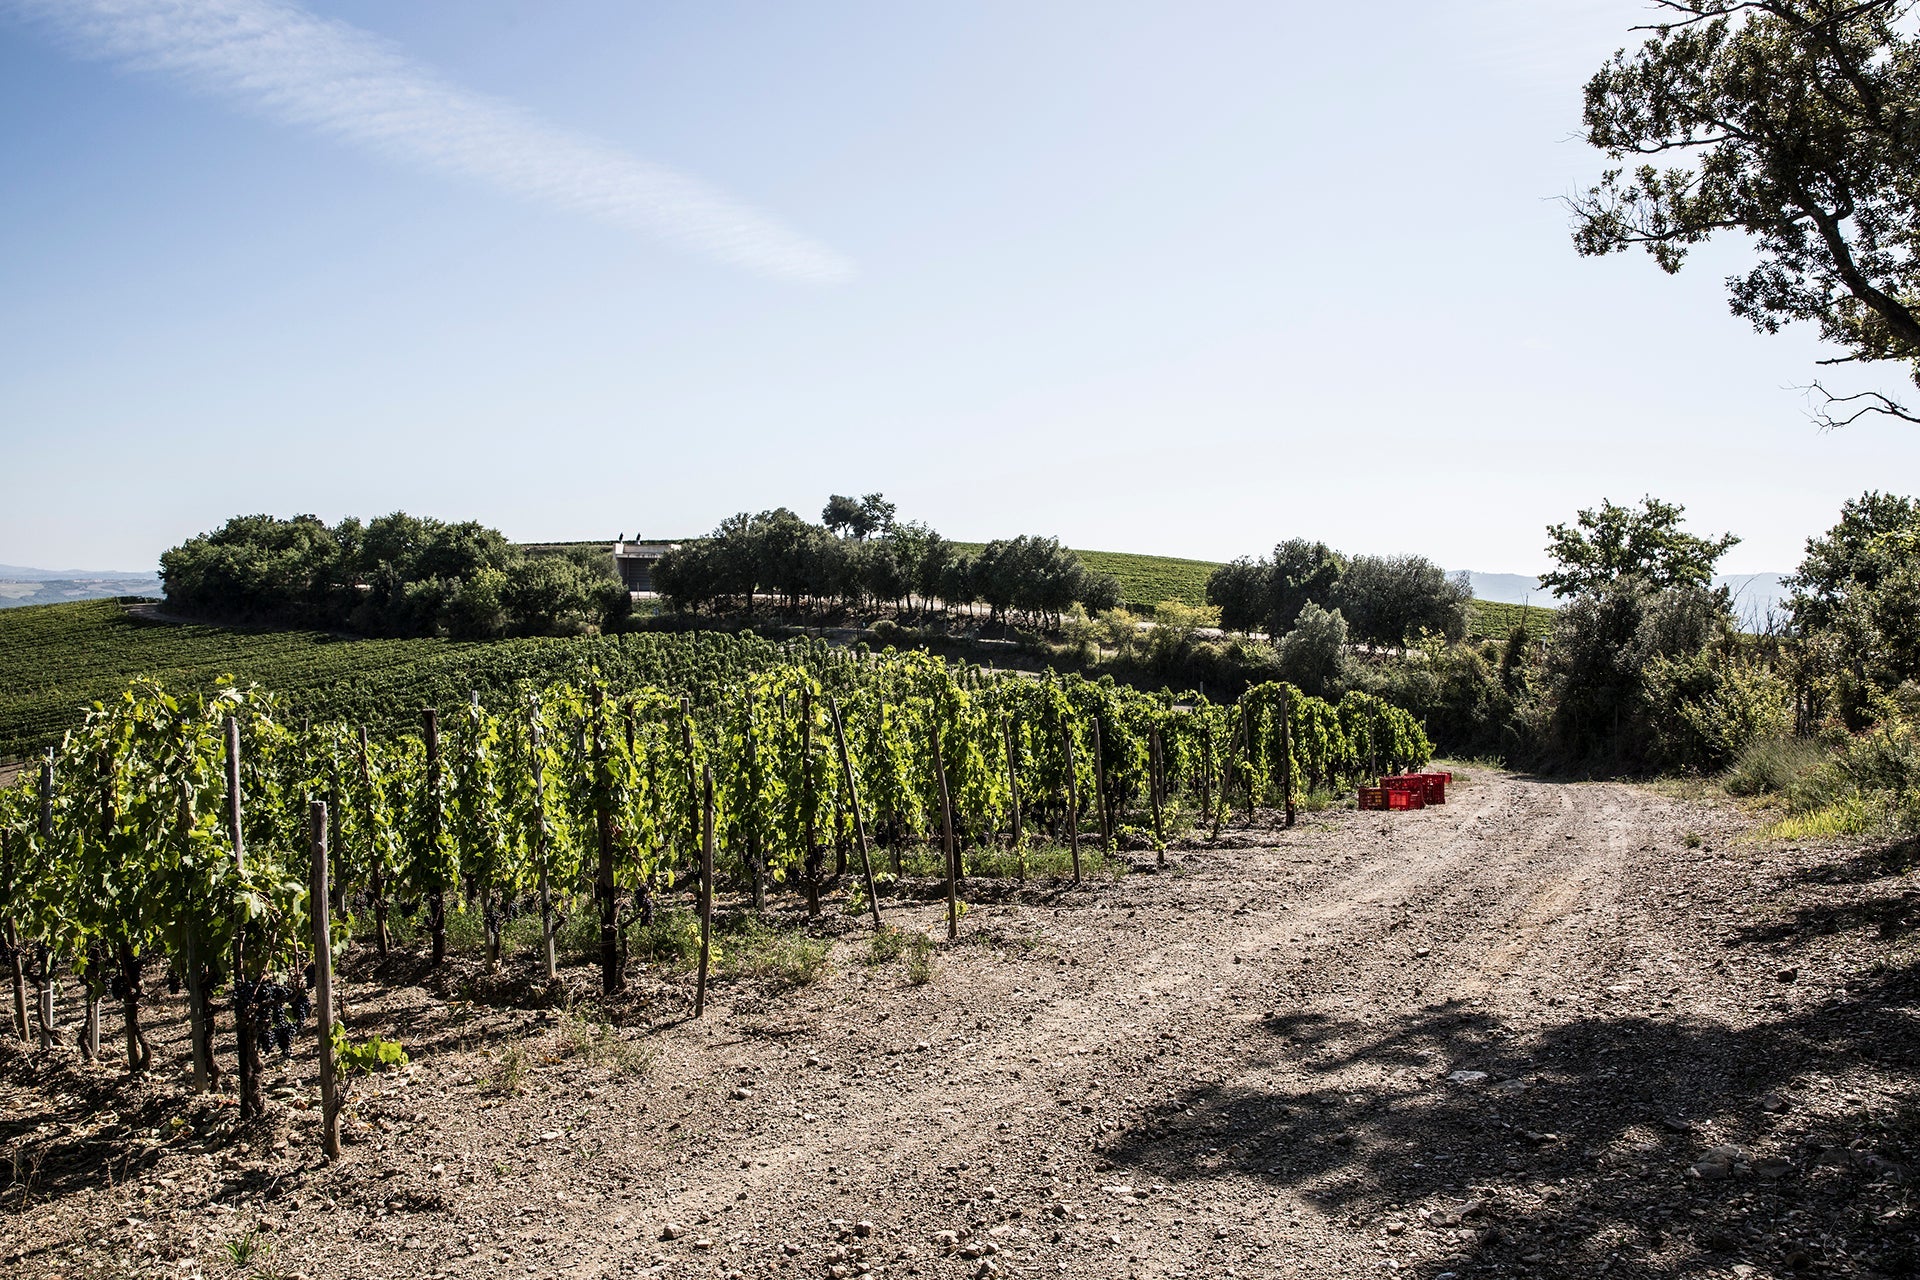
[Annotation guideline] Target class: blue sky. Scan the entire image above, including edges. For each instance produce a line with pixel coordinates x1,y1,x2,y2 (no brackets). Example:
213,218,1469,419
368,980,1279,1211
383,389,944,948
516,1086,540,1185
3,0,1917,577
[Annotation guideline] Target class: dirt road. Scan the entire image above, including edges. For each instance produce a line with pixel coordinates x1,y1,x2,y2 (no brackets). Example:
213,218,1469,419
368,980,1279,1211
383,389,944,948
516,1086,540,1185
6,769,1915,1279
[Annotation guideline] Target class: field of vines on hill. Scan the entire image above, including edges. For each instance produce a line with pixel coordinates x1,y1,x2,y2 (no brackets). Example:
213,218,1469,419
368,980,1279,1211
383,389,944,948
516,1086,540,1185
949,545,1220,611
1464,598,1558,641
0,640,1429,1139
0,600,845,761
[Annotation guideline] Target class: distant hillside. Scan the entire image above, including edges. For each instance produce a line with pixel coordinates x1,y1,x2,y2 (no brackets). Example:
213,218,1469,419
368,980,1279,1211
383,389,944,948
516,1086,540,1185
1050,547,1219,610
1466,570,1789,628
0,568,161,610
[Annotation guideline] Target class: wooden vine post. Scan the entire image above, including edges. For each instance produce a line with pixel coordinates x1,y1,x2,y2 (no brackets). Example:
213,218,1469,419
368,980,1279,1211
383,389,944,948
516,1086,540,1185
679,697,701,916
310,799,341,1159
1280,688,1297,829
694,766,715,1019
357,727,389,957
1203,720,1223,840
930,718,960,940
1241,701,1256,821
2,844,25,1040
1149,728,1166,865
34,755,55,1049
99,745,133,1070
801,687,820,918
1090,718,1113,855
743,684,766,909
422,708,447,967
827,697,884,930
588,689,621,996
1061,718,1082,885
226,715,264,1120
1003,718,1023,880
180,778,210,1093
531,710,558,982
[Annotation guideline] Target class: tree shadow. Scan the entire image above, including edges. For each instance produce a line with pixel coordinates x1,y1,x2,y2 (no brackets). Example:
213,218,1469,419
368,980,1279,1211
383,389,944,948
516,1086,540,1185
1099,961,1919,1277
1784,835,1920,887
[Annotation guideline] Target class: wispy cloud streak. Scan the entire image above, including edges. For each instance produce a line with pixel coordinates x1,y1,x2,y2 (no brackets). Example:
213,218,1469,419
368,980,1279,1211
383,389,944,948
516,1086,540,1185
6,0,851,282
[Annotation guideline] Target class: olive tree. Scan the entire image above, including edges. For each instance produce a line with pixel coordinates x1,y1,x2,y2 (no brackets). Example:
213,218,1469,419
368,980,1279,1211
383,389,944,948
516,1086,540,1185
1572,1,1920,425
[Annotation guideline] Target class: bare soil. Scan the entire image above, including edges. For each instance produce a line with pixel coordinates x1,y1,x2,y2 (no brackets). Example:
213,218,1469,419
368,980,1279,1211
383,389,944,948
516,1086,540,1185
3,768,1916,1280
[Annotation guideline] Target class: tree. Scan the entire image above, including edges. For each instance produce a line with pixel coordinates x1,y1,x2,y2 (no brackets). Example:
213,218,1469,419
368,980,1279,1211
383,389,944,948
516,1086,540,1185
1571,1,1920,425
1270,540,1346,634
1540,496,1739,598
821,495,863,538
1203,541,1344,635
1785,491,1920,722
821,493,896,540
1275,603,1350,697
1539,577,1772,771
1205,558,1270,633
858,493,897,538
1785,490,1920,631
1333,555,1471,648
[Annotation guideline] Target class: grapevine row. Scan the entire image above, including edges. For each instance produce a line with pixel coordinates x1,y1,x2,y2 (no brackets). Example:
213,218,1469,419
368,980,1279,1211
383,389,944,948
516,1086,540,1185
0,648,1429,1122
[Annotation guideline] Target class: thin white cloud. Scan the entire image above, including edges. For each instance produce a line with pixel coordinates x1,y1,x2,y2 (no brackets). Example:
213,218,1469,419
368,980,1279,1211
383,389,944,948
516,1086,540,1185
6,0,851,282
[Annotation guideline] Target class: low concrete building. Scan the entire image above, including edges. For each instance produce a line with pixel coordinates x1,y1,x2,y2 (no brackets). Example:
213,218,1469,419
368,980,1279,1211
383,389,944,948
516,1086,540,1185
612,539,678,594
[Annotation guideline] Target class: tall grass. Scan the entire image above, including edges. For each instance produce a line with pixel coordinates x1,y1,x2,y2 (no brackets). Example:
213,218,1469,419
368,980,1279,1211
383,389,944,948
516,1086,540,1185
1724,736,1830,797
1730,722,1920,841
1758,798,1891,841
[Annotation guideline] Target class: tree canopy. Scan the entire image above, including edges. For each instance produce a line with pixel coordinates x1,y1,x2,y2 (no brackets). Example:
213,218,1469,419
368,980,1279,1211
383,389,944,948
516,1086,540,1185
820,493,897,540
1572,1,1920,424
1204,539,1346,635
1333,555,1473,649
1785,490,1920,721
1207,541,1466,647
160,513,628,638
653,506,1118,627
1540,496,1739,598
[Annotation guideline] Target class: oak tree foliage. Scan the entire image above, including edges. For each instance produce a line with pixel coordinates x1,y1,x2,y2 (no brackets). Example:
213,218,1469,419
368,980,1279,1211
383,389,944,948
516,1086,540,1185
1572,1,1920,423
1540,496,1740,598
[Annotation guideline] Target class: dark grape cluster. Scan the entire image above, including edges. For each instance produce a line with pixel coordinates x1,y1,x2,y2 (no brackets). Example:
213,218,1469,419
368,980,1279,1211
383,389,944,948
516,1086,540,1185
234,975,313,1058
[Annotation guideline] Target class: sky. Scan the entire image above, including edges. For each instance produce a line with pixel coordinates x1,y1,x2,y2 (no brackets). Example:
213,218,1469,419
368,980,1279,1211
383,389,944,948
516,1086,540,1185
3,0,1918,578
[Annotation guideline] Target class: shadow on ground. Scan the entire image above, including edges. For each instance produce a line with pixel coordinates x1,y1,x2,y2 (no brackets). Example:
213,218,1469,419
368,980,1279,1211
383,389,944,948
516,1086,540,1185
1098,852,1920,1278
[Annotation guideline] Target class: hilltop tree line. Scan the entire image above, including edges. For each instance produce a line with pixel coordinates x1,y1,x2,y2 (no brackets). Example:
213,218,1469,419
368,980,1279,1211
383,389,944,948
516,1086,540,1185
1219,491,1920,787
1204,544,1474,649
161,513,630,639
654,498,1121,627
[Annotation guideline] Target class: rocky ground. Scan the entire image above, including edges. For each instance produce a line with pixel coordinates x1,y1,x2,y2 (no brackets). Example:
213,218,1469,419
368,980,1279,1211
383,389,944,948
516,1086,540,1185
2,768,1916,1280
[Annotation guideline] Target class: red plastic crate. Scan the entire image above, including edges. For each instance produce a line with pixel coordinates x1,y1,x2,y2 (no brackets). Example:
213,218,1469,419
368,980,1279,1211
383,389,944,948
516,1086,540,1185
1386,787,1425,810
1357,786,1389,810
1417,772,1447,804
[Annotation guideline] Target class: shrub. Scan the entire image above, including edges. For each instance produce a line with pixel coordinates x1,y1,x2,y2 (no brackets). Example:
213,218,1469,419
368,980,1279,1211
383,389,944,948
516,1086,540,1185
1724,736,1828,796
1274,603,1349,697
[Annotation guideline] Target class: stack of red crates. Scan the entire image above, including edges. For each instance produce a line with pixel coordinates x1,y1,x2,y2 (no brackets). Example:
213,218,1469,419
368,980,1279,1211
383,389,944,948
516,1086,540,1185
1389,779,1427,809
1365,771,1449,809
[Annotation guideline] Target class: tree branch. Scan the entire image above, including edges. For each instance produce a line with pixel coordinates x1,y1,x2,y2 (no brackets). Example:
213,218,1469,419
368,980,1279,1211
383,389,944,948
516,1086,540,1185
1803,381,1920,428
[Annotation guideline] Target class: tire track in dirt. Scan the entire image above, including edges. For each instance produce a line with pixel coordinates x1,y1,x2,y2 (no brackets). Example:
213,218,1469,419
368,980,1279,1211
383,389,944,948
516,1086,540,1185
569,771,1703,1280
19,767,1781,1280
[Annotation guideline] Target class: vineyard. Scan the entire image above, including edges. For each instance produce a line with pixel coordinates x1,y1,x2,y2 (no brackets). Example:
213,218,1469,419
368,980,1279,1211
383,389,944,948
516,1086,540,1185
0,599,856,761
1464,597,1557,641
951,544,1221,611
0,640,1429,1146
